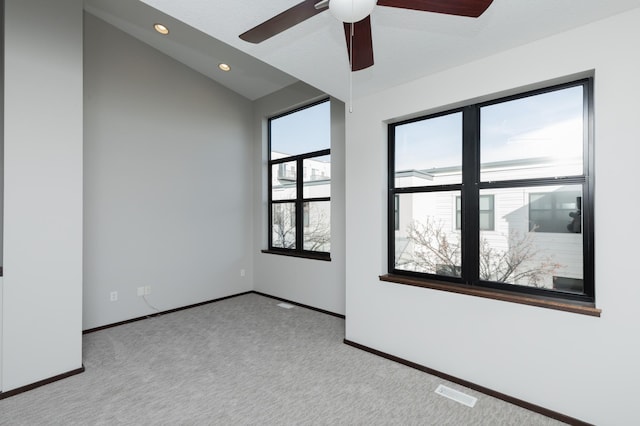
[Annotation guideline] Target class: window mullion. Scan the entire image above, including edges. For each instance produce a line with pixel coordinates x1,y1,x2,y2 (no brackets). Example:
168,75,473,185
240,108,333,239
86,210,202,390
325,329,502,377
296,157,306,251
268,160,274,249
583,79,595,298
462,105,480,284
388,124,397,273
267,116,274,250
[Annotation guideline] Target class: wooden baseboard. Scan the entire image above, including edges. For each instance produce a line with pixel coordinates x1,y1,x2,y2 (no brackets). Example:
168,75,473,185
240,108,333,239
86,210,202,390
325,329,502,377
83,291,343,334
0,366,85,401
83,291,253,334
252,291,345,319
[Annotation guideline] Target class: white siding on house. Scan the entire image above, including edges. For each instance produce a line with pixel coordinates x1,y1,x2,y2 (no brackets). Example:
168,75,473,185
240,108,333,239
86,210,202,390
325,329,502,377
395,164,584,288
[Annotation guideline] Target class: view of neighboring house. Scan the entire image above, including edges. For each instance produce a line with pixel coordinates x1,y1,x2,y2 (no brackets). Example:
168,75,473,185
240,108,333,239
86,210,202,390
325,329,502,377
394,157,583,292
271,152,331,252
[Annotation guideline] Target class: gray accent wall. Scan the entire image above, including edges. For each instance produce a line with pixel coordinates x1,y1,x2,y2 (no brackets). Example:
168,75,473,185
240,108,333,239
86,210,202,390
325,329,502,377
0,0,3,391
83,14,254,329
0,0,4,268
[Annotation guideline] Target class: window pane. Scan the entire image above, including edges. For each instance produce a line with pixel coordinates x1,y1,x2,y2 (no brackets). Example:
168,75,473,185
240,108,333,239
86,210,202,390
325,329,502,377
272,203,296,249
303,155,331,198
480,85,584,181
529,188,582,233
394,191,462,277
479,195,494,231
270,101,330,158
479,195,492,211
272,162,297,200
303,201,330,252
479,186,583,292
394,112,462,188
479,212,492,230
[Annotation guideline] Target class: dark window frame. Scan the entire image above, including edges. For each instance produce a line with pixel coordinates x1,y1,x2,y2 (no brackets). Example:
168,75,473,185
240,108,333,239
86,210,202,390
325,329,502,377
394,194,400,231
387,79,594,305
266,98,331,260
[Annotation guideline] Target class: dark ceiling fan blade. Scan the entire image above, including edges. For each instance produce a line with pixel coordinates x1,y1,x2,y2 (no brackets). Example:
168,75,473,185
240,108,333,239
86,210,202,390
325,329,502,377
343,17,374,71
240,0,328,43
376,0,494,18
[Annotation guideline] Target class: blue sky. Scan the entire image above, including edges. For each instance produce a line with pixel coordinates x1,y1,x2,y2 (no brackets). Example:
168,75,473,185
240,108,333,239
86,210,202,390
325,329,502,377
395,85,584,172
270,100,330,157
395,112,462,172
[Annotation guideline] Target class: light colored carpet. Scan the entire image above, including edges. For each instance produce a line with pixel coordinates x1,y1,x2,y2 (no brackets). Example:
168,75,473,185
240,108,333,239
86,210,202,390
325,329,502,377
0,293,564,425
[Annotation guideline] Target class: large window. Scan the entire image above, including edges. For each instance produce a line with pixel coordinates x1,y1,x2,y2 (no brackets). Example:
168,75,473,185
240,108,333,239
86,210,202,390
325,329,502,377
268,99,331,259
389,79,594,304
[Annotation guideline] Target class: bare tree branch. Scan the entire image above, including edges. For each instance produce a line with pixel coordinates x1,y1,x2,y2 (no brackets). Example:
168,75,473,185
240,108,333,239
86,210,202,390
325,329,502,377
402,218,562,286
272,206,330,251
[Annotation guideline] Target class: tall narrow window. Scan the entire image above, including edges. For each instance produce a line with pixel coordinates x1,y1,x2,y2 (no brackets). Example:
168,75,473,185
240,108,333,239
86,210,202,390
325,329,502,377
389,79,594,304
268,99,331,259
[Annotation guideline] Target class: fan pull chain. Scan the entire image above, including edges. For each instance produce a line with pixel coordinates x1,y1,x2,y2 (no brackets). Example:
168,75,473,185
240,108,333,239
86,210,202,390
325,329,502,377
349,21,353,113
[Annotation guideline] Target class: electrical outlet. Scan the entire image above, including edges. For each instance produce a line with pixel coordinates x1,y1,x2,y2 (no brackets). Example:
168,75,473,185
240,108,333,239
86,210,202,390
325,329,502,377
110,291,118,302
137,287,145,297
144,286,152,295
240,269,246,277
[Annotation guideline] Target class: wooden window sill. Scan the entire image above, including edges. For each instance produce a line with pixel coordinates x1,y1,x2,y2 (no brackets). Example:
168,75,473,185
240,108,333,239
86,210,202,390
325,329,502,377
380,274,601,317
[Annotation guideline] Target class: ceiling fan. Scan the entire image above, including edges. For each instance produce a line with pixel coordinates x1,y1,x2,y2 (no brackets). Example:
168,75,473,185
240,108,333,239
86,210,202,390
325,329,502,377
240,0,494,71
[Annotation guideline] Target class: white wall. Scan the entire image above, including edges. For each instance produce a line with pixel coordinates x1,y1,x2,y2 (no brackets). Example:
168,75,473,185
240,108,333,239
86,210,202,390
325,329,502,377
252,83,346,315
0,0,4,268
0,0,4,390
2,0,83,391
0,277,2,391
345,8,640,425
83,14,254,330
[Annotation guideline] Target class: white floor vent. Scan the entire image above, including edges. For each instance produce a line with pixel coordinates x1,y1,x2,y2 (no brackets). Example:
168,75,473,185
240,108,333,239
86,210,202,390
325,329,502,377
435,384,477,408
277,302,294,309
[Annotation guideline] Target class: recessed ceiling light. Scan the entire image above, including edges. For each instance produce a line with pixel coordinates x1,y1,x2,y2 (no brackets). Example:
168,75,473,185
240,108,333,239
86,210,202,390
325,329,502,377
153,23,169,35
218,63,231,72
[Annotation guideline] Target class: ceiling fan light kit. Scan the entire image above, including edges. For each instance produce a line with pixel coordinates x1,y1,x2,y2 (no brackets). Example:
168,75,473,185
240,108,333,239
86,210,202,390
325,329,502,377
240,0,494,71
329,0,377,23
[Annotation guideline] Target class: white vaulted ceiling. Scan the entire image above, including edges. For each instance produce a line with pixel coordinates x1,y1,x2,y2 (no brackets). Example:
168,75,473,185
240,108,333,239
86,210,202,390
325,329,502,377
85,0,640,101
